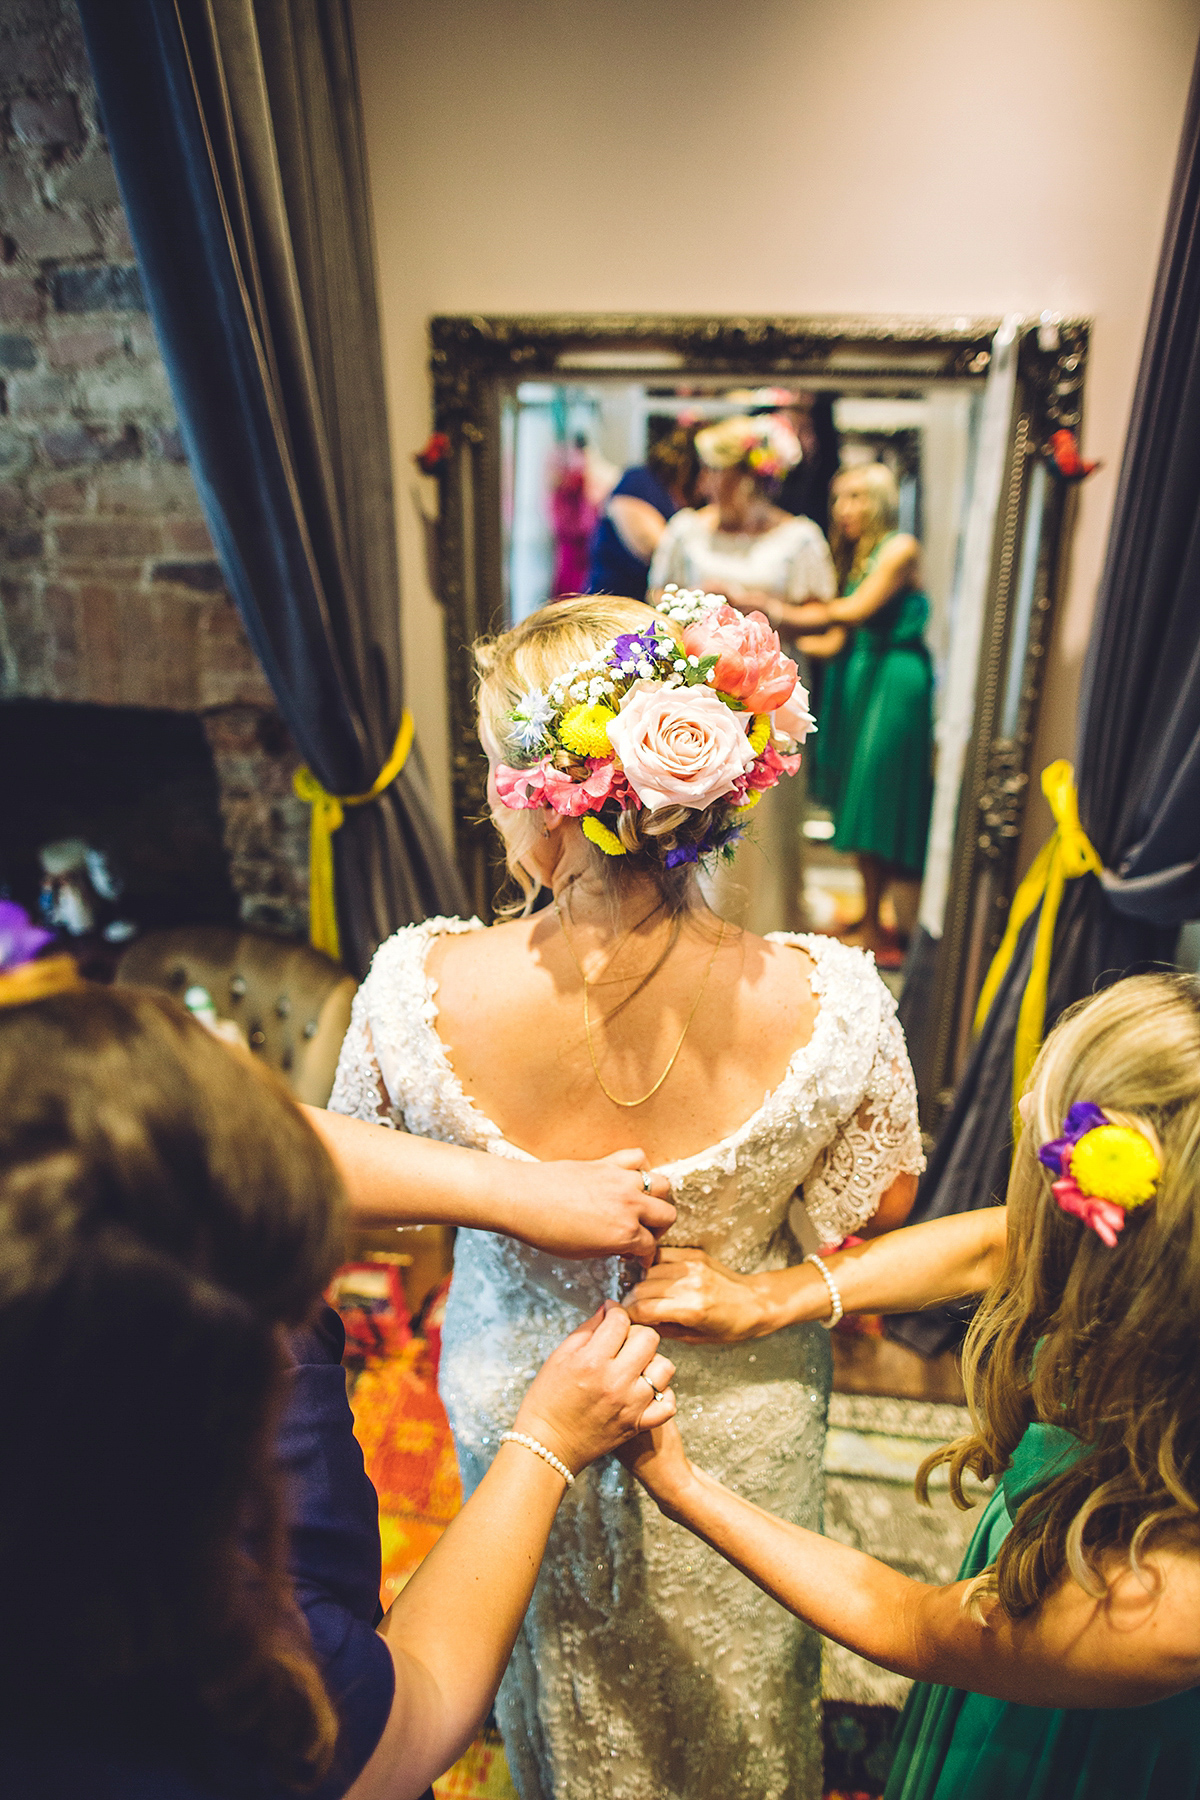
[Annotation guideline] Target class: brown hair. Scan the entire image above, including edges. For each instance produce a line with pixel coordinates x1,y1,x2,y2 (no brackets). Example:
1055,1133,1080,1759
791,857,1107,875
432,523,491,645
829,462,899,589
646,422,700,504
475,595,734,916
0,985,346,1782
918,974,1200,1618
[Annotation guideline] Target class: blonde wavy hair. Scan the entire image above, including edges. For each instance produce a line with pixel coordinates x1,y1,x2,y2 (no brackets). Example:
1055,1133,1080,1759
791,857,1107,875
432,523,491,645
918,974,1200,1618
829,462,900,589
475,596,729,916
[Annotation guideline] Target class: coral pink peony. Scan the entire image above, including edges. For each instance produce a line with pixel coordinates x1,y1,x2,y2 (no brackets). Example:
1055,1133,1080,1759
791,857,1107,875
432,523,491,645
682,605,797,713
771,683,816,748
607,681,757,812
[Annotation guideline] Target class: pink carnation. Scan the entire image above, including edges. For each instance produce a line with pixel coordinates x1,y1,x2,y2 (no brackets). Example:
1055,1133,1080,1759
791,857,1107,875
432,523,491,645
493,761,549,809
493,757,627,817
736,742,802,797
607,681,757,812
682,605,797,714
542,759,626,816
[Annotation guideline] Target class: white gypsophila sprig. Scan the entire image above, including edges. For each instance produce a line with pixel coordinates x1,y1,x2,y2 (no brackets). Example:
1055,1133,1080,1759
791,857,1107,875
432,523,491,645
656,584,728,626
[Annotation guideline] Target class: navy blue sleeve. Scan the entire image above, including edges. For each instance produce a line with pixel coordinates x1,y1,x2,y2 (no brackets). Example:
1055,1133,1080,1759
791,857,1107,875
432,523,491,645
279,1306,395,1796
612,464,676,516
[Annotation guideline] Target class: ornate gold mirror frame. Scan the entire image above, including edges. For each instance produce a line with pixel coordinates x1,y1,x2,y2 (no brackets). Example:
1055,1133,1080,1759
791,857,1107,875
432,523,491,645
426,312,1088,1123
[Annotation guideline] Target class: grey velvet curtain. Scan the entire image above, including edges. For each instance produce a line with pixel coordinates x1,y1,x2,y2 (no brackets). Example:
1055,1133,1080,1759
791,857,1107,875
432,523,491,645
78,0,465,976
889,43,1200,1355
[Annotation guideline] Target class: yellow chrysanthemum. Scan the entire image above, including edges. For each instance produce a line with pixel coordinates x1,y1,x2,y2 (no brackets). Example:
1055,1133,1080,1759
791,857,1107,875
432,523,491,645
559,702,617,759
747,713,771,754
581,815,627,856
1070,1125,1161,1207
731,789,764,820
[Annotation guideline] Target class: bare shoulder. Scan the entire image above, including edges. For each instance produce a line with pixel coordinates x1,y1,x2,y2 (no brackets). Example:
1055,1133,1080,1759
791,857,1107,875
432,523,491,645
727,929,820,1037
881,532,920,573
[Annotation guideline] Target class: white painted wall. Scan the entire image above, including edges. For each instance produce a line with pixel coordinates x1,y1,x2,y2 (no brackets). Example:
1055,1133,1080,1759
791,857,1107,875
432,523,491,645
351,0,1198,844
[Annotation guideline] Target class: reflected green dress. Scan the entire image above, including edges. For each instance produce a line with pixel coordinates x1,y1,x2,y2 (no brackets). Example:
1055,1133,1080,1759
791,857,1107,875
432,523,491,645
885,1422,1200,1800
813,535,934,875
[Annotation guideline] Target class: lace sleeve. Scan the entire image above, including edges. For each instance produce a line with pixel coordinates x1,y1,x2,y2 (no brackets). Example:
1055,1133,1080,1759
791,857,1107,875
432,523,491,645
802,1010,924,1244
326,983,399,1128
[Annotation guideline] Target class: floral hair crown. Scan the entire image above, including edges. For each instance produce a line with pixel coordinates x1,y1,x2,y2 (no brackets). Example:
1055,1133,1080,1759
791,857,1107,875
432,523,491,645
493,587,815,867
1038,1102,1162,1247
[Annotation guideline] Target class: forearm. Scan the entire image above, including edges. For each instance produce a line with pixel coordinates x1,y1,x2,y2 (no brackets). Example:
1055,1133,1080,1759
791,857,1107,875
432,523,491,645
303,1105,513,1231
658,1463,931,1675
351,1443,565,1798
753,1209,1006,1333
649,1460,1199,1710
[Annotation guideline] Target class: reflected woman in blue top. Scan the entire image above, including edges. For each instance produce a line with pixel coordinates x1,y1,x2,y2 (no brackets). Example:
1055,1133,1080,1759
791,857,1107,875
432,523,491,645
587,422,699,600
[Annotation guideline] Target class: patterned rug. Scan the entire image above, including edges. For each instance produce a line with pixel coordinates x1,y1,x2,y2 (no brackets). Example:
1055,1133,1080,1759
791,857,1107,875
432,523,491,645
342,1285,896,1798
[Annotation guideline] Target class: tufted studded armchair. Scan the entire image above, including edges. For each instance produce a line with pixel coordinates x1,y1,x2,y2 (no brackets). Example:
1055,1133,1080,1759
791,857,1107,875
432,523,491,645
116,926,358,1106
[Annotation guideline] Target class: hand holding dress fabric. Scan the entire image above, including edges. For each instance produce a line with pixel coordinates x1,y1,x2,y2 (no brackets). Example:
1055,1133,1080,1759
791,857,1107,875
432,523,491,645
513,1302,676,1475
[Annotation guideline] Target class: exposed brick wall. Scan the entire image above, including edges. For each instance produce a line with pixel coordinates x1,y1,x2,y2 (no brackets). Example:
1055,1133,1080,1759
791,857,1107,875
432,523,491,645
0,0,309,937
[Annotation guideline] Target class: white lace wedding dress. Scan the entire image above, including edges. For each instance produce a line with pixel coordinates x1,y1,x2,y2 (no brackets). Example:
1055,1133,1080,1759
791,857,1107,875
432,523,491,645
330,920,924,1800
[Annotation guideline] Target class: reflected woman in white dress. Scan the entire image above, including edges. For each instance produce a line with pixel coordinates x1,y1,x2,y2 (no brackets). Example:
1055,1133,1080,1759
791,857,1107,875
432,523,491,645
648,415,837,935
329,591,923,1800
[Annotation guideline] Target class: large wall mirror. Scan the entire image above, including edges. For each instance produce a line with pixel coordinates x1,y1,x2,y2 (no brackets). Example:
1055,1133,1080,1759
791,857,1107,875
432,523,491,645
428,314,1088,1125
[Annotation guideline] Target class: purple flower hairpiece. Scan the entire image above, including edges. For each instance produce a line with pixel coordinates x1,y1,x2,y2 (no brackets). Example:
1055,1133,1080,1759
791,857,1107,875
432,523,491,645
0,900,53,972
1037,1100,1161,1249
1036,1102,1108,1178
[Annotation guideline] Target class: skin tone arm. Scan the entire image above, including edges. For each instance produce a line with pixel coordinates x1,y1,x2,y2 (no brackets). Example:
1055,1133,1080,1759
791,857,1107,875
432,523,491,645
302,1105,676,1262
627,1206,1006,1342
623,1422,1200,1710
348,1304,677,1800
608,495,669,562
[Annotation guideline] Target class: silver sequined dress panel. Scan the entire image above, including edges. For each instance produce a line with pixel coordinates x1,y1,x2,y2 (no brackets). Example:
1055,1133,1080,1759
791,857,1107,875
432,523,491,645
329,919,924,1800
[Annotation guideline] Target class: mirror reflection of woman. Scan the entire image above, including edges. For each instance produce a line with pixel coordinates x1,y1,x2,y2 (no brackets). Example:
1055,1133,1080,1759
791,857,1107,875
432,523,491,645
329,593,922,1800
586,422,700,604
796,464,935,965
648,414,836,933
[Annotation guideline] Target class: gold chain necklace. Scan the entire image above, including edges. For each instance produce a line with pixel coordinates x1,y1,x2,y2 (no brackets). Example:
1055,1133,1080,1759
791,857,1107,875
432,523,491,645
553,899,725,1108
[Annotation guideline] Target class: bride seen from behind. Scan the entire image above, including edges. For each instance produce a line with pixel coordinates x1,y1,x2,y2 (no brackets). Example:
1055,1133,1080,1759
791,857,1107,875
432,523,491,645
329,590,924,1800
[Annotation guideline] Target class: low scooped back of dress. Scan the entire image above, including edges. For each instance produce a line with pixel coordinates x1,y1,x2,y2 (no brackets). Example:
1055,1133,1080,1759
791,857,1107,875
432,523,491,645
329,920,925,1800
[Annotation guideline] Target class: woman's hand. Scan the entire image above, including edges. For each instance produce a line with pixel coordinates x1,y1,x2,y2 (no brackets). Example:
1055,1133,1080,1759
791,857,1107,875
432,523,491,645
513,1302,676,1476
625,1247,777,1342
618,1418,696,1515
504,1150,674,1263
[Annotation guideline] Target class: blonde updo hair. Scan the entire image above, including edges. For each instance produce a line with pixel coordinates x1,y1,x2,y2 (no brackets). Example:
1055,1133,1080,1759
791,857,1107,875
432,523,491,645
830,461,900,588
920,974,1200,1620
475,596,729,915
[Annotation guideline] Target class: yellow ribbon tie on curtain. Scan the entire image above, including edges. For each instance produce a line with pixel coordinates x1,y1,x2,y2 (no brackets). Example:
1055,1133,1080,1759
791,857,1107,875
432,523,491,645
293,709,414,963
972,759,1102,1123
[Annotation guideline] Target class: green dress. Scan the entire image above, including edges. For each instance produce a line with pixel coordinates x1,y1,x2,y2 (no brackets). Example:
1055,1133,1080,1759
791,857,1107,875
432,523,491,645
885,1423,1200,1800
814,535,934,875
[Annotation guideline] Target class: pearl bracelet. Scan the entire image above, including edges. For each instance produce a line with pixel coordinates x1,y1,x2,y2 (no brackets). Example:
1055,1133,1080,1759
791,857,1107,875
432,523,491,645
499,1430,576,1487
804,1252,844,1330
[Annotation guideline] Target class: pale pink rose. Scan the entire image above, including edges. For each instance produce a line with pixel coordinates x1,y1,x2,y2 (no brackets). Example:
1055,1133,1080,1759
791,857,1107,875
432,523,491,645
771,683,816,748
607,681,757,812
682,605,797,714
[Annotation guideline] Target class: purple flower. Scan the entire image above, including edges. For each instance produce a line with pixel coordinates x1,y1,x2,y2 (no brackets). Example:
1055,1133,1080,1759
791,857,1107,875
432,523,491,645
0,900,54,972
1037,1101,1108,1177
610,629,667,669
664,842,699,869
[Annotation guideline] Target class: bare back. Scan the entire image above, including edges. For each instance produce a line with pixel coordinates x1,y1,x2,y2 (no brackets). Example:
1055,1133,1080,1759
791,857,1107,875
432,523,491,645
424,913,819,1166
